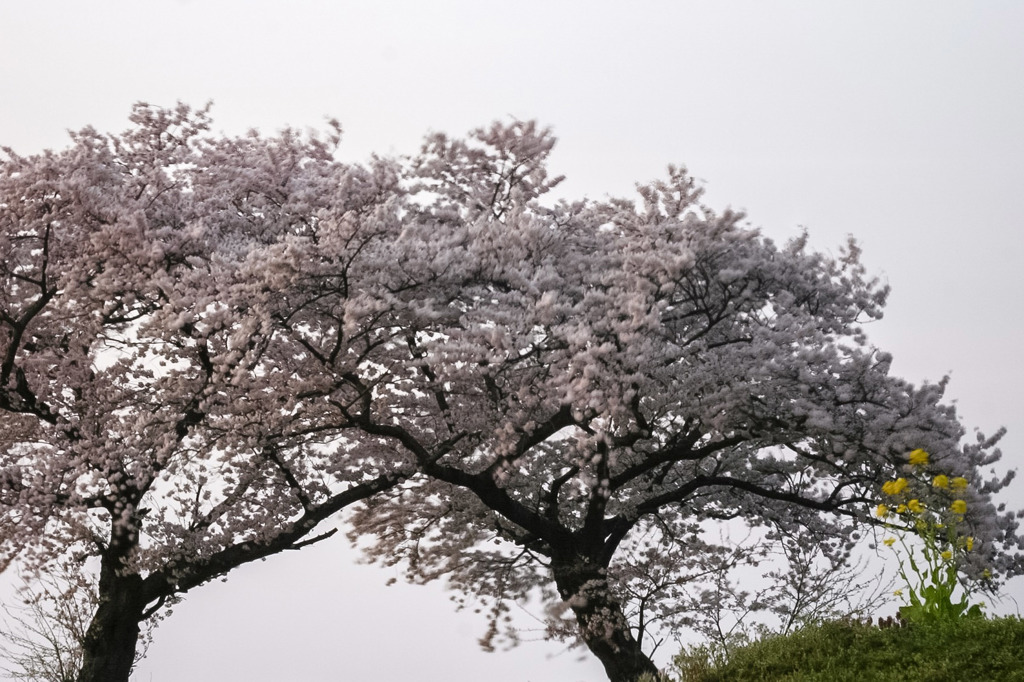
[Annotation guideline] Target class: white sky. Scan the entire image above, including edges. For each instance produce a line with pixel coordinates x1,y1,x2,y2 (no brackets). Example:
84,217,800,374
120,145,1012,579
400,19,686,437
2,2,1023,680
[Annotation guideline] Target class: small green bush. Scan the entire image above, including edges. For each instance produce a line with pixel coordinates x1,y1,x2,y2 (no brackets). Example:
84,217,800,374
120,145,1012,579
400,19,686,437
664,617,1024,682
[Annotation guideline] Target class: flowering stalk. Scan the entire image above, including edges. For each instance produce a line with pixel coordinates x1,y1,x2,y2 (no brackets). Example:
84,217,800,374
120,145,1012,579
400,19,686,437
876,449,985,624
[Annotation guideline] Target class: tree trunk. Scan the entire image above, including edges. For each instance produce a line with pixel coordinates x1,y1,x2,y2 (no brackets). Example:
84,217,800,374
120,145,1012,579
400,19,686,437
552,557,660,682
76,558,147,682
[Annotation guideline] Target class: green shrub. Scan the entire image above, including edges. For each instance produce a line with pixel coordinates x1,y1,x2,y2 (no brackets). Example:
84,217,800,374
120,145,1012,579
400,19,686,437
663,617,1024,682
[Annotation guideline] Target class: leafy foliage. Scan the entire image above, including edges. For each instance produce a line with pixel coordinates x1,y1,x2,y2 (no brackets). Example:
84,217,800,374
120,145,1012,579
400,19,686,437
877,449,988,623
663,617,1024,682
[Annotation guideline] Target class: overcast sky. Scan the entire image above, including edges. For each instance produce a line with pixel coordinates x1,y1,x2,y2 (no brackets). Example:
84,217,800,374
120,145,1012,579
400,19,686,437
2,2,1023,681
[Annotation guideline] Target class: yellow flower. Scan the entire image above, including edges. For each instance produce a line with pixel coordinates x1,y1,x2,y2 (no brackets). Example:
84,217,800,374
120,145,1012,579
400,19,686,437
882,478,909,496
897,504,908,514
876,504,890,518
932,474,949,489
909,449,930,466
883,537,896,547
950,499,967,515
951,477,969,490
941,550,953,561
965,537,974,551
894,589,904,597
907,499,924,514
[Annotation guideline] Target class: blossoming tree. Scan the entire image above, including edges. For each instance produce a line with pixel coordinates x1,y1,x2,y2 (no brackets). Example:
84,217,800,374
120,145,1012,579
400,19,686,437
2,105,1021,682
0,104,413,682
346,123,1023,681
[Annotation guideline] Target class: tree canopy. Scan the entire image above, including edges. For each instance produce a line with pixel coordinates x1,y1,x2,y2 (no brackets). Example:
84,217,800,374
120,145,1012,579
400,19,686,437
1,104,1020,682
346,120,1023,680
0,103,408,681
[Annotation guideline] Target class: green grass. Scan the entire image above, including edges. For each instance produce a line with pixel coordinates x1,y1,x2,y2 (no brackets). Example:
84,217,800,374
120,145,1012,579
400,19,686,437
663,617,1024,682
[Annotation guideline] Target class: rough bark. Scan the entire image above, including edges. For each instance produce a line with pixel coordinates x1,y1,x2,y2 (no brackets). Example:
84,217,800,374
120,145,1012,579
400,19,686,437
76,559,147,682
552,557,660,682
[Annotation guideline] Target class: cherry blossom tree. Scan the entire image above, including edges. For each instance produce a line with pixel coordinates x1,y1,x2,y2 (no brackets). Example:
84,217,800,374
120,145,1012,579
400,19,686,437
345,123,1024,682
0,103,413,682
3,106,1021,682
